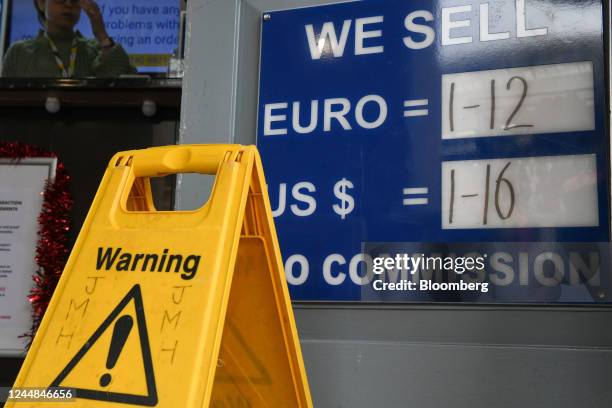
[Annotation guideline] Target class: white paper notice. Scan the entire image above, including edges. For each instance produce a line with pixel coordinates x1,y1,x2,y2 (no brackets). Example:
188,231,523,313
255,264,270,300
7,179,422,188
0,159,55,356
442,62,595,139
442,154,599,229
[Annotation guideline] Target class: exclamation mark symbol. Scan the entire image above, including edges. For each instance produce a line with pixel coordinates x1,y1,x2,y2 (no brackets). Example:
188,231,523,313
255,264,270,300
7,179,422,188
99,315,134,387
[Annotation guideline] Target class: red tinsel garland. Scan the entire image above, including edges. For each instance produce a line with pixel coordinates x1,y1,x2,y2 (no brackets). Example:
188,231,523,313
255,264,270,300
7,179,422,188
0,142,73,346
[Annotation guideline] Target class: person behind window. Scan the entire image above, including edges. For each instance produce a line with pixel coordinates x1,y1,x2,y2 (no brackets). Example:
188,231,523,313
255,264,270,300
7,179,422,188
2,0,136,78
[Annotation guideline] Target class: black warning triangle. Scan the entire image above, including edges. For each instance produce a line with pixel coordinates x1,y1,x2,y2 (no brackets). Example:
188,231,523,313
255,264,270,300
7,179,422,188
50,284,158,406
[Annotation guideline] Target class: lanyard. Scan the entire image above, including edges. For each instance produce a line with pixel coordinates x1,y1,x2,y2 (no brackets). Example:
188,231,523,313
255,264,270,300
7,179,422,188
44,32,78,78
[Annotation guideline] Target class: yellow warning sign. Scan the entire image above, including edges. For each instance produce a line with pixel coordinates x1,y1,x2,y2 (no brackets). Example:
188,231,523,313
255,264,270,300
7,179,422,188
8,145,313,407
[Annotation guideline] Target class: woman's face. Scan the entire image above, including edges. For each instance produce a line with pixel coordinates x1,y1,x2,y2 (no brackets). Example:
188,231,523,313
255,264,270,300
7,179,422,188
38,0,81,30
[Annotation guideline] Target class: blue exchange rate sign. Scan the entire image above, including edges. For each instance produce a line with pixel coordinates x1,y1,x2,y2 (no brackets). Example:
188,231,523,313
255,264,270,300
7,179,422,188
256,0,610,302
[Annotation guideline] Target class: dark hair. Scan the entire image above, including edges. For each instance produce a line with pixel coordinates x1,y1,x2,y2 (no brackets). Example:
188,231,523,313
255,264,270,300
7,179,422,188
34,0,45,25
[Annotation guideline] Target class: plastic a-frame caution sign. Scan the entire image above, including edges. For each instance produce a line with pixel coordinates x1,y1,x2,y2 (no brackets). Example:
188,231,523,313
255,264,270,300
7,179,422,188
8,145,313,407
